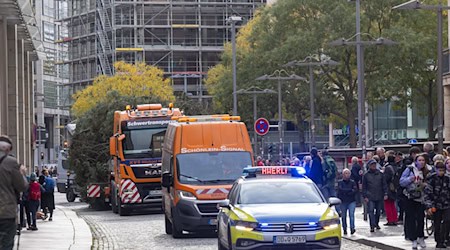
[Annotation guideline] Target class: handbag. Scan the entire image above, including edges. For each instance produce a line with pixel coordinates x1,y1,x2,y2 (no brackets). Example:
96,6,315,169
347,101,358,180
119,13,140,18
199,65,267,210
403,167,422,200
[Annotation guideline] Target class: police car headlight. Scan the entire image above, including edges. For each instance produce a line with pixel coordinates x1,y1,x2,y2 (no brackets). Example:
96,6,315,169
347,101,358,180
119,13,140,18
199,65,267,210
234,221,258,231
318,219,340,230
178,190,197,200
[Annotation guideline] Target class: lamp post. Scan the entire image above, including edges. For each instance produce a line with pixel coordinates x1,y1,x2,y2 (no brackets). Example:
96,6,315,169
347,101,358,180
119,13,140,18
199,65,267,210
256,70,306,161
329,33,396,160
284,55,339,149
227,15,243,116
393,0,449,153
236,87,277,155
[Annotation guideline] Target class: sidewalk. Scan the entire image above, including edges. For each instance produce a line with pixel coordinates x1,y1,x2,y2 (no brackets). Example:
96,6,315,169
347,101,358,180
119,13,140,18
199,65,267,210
343,206,435,250
14,205,92,250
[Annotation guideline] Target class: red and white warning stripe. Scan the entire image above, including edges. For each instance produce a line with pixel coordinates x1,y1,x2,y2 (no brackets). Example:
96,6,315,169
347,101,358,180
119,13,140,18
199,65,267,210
87,184,101,198
120,179,142,204
196,188,230,195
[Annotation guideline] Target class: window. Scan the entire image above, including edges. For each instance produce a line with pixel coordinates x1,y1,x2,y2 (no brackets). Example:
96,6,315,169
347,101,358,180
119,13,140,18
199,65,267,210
43,22,55,42
43,48,56,76
44,81,57,108
43,0,54,17
57,0,68,19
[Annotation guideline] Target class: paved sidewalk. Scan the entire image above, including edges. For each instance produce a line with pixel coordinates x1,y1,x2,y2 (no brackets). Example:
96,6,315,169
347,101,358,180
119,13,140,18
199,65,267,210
13,205,92,250
343,206,435,250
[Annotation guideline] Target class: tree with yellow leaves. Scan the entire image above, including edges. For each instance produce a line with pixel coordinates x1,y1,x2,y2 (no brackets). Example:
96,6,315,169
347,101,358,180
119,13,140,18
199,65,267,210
72,61,175,117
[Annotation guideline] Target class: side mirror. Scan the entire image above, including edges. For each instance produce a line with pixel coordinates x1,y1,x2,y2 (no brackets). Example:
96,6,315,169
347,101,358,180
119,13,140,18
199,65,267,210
161,172,173,188
217,199,230,209
109,136,117,156
328,197,341,207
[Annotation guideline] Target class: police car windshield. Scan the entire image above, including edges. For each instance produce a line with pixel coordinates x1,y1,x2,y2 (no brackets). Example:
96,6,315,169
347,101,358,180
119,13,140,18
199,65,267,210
176,152,252,185
122,128,166,158
238,181,323,204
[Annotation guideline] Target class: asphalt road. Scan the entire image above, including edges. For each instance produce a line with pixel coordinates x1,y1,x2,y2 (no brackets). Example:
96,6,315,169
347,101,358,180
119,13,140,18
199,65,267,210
55,193,379,250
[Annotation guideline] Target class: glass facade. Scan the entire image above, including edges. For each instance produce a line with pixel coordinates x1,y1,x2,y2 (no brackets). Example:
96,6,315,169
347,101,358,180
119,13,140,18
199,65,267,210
43,0,55,17
44,80,58,108
43,21,55,42
43,48,56,76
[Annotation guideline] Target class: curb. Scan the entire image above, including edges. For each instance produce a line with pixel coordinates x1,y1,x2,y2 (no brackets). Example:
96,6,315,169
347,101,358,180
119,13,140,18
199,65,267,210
343,235,404,250
56,205,93,249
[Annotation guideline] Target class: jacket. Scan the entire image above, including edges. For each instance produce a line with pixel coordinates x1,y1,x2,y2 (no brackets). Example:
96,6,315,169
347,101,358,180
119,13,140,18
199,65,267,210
424,173,450,210
400,164,427,203
337,179,357,203
0,151,28,219
362,169,387,201
350,163,362,185
383,162,397,200
308,156,323,186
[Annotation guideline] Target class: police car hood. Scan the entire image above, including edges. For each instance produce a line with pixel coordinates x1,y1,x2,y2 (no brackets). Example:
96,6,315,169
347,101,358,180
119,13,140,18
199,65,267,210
236,203,331,223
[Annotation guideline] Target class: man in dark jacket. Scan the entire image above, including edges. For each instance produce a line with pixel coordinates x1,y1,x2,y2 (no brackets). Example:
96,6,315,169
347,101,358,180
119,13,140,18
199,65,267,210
350,156,363,206
308,147,323,188
0,135,28,249
362,159,388,232
424,162,450,249
338,168,357,235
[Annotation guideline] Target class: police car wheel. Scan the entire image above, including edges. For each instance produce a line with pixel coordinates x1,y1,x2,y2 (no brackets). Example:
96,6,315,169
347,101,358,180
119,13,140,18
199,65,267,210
165,214,172,235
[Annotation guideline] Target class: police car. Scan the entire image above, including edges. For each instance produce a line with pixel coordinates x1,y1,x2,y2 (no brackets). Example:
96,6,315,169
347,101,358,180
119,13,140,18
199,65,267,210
217,166,341,250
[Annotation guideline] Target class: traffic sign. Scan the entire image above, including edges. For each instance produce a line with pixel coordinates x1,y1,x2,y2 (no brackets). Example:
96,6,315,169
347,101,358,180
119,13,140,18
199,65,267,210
254,118,270,136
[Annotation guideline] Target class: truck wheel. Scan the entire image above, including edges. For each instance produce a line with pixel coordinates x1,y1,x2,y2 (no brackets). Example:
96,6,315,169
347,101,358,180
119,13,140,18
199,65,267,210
171,209,183,238
111,187,118,214
165,213,172,235
66,188,76,202
118,197,129,216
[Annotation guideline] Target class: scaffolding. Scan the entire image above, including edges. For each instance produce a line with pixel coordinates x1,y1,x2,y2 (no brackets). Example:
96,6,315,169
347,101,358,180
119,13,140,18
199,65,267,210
58,0,266,98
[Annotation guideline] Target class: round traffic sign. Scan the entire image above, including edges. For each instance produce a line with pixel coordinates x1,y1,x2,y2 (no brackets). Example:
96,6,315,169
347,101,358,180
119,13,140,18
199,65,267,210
254,118,270,136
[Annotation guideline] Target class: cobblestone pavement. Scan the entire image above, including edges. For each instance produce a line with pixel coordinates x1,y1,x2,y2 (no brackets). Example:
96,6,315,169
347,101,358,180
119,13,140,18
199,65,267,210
55,193,380,250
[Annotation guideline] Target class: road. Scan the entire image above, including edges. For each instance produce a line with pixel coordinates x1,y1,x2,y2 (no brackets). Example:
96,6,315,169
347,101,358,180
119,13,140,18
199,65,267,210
55,193,379,250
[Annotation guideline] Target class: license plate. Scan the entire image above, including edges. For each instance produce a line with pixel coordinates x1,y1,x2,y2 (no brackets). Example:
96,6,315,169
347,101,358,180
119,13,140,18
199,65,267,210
149,190,162,196
208,219,218,225
274,235,306,244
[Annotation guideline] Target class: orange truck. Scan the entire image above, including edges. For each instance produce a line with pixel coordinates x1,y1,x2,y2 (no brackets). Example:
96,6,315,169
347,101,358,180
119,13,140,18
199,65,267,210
104,103,182,215
161,115,254,237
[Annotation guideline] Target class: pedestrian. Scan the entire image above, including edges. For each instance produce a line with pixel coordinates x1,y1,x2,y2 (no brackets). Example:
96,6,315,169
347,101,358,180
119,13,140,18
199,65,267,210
256,156,264,166
423,142,436,165
362,159,388,232
350,156,363,206
424,162,450,249
383,151,398,226
337,168,357,235
394,152,406,225
27,173,43,231
308,147,323,188
400,154,430,249
321,150,337,200
303,155,312,176
41,169,55,221
0,135,28,250
376,147,386,167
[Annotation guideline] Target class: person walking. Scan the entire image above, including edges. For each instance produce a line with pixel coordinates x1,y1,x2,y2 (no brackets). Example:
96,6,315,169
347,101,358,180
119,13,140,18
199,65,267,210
0,135,28,250
338,168,357,235
303,156,312,176
362,159,388,233
383,151,398,226
321,150,337,200
400,154,430,249
308,147,323,188
424,162,450,249
41,169,55,221
27,173,43,231
350,156,363,206
423,142,436,165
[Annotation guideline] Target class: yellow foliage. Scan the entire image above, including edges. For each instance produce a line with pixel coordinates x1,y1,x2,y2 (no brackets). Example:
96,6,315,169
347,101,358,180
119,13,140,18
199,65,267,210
72,61,174,117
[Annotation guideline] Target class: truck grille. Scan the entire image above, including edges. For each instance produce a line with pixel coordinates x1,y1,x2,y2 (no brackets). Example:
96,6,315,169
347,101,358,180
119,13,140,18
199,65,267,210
197,203,219,214
132,166,161,178
256,223,321,232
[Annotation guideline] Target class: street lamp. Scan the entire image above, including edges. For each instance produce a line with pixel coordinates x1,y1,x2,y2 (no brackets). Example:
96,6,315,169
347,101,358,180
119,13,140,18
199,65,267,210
227,15,243,116
256,70,306,161
284,55,339,149
393,0,449,153
329,5,396,159
236,86,277,155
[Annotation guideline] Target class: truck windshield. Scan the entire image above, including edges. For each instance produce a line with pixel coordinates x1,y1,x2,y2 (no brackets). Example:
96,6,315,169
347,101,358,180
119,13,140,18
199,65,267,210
122,128,166,158
176,152,252,185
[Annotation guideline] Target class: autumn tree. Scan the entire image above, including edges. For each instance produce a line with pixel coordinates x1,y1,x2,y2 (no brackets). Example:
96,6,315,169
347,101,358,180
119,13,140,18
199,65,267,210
72,61,175,117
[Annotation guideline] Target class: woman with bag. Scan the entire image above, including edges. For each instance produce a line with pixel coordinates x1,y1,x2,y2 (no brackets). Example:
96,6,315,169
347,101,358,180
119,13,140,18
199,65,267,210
400,154,430,249
27,173,44,231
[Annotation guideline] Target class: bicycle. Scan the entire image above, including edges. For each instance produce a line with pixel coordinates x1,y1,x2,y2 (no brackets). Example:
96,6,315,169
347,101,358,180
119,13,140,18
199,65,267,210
426,213,434,236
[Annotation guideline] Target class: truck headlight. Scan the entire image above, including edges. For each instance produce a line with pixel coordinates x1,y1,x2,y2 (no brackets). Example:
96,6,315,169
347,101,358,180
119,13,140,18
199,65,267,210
318,219,340,230
178,190,197,200
234,220,258,231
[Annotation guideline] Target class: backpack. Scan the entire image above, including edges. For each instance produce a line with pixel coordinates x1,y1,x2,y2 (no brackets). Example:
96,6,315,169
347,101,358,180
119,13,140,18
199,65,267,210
323,156,337,182
392,165,402,192
44,177,55,193
29,182,41,201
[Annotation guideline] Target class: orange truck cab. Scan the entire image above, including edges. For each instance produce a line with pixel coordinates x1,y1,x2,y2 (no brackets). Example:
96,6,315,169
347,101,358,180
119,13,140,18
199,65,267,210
161,115,254,238
109,103,182,216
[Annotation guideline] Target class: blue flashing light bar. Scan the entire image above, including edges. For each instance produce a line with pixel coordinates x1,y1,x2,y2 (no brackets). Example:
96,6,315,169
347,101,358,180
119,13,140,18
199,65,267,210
243,166,307,178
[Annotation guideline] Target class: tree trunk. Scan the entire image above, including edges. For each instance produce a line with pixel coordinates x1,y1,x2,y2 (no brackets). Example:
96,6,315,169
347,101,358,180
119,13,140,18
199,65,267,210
427,80,436,140
296,113,307,152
